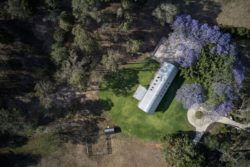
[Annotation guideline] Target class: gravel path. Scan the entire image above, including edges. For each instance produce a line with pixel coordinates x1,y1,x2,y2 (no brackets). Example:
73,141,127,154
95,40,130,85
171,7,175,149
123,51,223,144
187,103,250,143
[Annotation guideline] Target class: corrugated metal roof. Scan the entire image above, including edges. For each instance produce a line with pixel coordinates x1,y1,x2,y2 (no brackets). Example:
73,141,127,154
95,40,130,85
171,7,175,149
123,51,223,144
136,62,178,113
133,85,147,101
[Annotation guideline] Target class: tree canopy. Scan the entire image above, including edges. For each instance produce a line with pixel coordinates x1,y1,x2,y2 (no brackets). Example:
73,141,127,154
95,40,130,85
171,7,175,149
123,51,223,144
72,24,98,54
162,134,206,167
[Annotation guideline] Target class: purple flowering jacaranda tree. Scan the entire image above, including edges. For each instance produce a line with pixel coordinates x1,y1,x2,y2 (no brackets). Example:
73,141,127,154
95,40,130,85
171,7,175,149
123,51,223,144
176,83,205,109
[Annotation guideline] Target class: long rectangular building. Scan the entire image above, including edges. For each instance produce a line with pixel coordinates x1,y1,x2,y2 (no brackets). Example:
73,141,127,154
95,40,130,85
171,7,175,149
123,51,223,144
133,62,178,113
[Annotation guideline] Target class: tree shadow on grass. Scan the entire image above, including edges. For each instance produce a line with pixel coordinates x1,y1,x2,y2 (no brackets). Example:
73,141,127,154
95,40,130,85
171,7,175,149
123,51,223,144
58,119,100,144
0,134,28,148
156,73,184,112
0,152,41,167
57,98,113,145
78,98,114,117
140,58,160,70
101,58,160,96
102,69,139,96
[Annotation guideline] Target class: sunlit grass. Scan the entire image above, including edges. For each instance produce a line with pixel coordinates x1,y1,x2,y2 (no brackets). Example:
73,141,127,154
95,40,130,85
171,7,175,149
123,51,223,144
99,58,194,141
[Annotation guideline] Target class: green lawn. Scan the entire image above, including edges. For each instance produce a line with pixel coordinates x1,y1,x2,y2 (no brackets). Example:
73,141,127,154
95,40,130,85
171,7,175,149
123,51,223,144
99,58,194,141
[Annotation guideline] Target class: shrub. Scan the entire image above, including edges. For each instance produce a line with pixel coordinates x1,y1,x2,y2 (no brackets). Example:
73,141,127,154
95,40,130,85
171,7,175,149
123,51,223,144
121,0,147,10
72,24,98,54
59,11,74,31
121,0,135,10
126,39,142,55
68,68,86,90
0,108,24,134
56,54,87,90
7,0,33,19
101,49,123,72
208,82,236,104
119,21,131,31
110,32,121,43
45,0,58,9
232,67,245,86
152,3,179,25
34,80,55,109
53,28,66,42
51,45,69,65
72,0,101,19
69,46,90,66
116,7,123,18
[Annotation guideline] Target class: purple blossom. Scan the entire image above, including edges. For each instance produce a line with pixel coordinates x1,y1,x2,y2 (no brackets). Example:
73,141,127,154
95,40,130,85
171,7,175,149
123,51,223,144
176,47,198,67
233,68,245,86
218,33,231,46
167,15,244,114
214,100,234,116
216,44,223,55
229,44,237,56
170,15,236,67
172,15,186,32
210,47,216,54
211,82,237,101
208,29,221,44
213,25,220,31
176,83,205,109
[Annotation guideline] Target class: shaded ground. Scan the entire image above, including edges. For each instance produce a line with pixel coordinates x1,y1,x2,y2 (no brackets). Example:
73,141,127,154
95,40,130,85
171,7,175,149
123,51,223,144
0,152,41,167
35,134,167,167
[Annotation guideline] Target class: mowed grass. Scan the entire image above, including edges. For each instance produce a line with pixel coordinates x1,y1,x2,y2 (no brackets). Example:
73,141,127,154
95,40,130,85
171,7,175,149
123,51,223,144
99,58,193,141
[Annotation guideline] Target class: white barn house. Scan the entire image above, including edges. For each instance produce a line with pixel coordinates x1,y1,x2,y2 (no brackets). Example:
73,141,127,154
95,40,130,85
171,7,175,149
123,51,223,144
133,62,178,113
